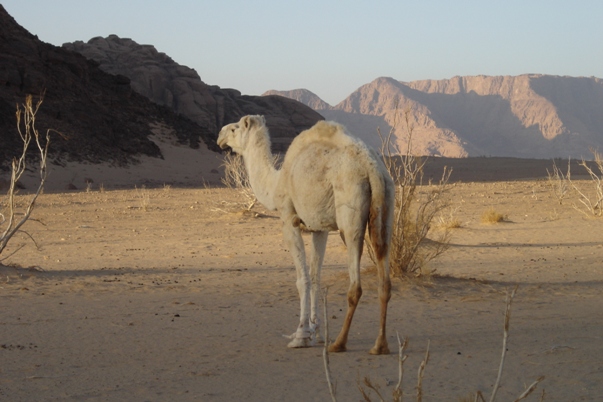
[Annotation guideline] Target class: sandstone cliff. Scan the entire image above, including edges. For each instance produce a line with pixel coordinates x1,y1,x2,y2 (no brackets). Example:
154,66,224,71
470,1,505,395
269,75,603,159
63,36,323,152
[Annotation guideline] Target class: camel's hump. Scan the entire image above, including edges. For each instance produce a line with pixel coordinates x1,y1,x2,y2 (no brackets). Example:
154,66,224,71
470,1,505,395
294,120,362,149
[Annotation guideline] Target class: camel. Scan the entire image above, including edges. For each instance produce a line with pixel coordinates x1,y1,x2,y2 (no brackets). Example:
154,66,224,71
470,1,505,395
217,115,394,354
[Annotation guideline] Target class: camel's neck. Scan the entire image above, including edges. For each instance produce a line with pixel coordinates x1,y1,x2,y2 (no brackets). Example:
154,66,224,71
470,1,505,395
242,128,279,211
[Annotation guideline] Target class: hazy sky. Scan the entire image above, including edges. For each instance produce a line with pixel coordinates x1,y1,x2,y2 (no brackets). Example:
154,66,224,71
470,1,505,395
3,1,602,105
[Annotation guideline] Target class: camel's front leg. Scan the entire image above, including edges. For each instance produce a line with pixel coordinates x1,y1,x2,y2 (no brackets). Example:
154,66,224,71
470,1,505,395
309,231,328,344
283,223,313,348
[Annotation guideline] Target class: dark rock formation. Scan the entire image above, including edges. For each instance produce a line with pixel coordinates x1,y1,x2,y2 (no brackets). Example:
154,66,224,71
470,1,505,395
63,35,323,152
0,5,206,166
0,6,322,168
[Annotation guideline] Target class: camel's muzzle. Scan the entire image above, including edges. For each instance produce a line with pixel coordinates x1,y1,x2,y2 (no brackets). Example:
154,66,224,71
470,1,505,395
216,135,229,150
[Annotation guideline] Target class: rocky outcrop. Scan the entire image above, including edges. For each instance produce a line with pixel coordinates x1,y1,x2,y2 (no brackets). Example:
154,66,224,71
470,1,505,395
0,5,207,166
270,75,603,159
263,89,331,110
63,36,323,152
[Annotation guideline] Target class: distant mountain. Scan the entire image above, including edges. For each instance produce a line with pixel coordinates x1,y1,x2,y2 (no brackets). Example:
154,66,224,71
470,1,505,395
63,36,323,152
263,89,331,110
267,75,603,159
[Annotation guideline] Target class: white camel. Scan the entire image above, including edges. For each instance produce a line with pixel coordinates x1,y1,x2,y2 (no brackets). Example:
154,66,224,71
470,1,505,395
217,115,394,354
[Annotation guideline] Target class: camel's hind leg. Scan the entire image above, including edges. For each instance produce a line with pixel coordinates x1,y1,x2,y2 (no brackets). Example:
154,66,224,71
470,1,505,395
369,254,391,355
328,225,364,353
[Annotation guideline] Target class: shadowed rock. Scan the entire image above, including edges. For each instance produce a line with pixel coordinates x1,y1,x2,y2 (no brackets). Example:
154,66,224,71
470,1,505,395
63,35,323,152
0,5,206,166
0,6,322,167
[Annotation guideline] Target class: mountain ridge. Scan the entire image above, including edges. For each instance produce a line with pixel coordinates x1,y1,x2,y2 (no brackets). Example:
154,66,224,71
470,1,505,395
63,35,323,152
262,88,332,110
0,5,198,165
0,5,322,169
265,74,603,158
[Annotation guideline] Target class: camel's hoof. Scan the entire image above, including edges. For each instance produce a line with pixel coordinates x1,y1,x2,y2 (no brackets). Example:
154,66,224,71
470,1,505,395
327,343,347,353
287,337,313,348
369,344,390,355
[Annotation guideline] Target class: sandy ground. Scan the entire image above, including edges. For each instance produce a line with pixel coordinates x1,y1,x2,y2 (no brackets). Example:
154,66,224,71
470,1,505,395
1,136,603,401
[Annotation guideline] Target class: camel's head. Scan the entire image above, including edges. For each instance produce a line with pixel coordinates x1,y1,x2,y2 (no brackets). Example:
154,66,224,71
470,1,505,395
217,115,266,154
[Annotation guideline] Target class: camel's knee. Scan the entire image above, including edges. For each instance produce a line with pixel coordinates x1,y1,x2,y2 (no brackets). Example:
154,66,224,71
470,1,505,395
297,273,310,286
347,283,362,307
311,281,321,299
376,260,391,301
379,277,392,303
296,275,310,292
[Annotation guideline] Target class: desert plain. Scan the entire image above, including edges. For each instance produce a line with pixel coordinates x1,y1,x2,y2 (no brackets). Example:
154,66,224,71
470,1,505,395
1,138,602,401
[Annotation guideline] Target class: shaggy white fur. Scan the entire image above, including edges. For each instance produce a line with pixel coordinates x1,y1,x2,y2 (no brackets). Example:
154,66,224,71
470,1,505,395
217,115,394,354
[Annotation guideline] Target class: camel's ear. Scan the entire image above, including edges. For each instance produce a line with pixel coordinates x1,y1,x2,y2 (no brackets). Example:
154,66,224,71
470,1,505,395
242,115,265,130
241,115,252,129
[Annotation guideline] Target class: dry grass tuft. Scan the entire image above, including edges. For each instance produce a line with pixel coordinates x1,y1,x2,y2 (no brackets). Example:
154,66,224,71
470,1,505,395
481,209,507,224
436,206,463,229
135,186,151,211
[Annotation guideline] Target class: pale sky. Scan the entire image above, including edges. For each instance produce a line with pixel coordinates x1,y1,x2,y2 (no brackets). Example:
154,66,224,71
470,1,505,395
3,0,602,105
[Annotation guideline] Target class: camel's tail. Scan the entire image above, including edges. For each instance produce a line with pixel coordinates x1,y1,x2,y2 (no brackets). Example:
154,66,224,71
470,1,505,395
366,150,395,263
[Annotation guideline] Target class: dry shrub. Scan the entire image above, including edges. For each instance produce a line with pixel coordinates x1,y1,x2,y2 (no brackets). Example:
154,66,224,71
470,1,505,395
481,208,506,224
1,94,53,259
568,149,603,217
436,206,462,230
547,151,603,217
219,151,283,214
220,152,257,211
367,107,453,277
546,159,569,205
438,217,462,230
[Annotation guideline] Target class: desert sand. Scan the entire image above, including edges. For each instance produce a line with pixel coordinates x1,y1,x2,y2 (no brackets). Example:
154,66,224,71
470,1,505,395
1,136,602,401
